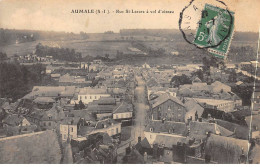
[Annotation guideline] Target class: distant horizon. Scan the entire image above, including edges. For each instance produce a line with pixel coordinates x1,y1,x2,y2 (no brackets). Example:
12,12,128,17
0,27,258,34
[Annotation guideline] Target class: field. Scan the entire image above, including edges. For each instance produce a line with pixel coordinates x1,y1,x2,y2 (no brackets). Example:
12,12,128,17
1,40,140,58
1,31,258,64
0,33,151,58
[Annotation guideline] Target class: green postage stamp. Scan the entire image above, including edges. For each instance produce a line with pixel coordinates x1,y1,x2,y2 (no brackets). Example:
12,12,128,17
194,4,235,59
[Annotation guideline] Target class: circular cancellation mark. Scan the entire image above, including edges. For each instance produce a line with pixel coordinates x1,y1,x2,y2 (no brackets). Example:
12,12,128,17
179,0,234,50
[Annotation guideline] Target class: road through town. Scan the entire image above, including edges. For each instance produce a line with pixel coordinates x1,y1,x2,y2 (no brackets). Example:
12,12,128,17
132,75,149,144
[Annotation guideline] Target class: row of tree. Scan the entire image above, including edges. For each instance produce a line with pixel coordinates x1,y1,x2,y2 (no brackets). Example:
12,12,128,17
35,43,82,62
0,62,47,101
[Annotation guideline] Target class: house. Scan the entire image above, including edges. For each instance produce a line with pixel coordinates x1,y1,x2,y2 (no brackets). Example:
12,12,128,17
251,90,260,113
22,86,76,100
72,87,110,104
112,102,133,126
245,114,260,134
88,104,117,120
211,81,231,93
123,145,145,164
189,121,234,140
179,82,210,94
91,119,121,138
135,137,152,155
51,73,61,80
150,93,187,122
113,70,126,80
2,114,37,136
194,98,235,113
214,119,250,140
142,63,151,69
239,62,252,70
74,132,117,164
33,97,56,109
144,120,187,145
60,117,80,141
87,98,118,120
184,98,204,123
152,135,187,163
27,104,65,130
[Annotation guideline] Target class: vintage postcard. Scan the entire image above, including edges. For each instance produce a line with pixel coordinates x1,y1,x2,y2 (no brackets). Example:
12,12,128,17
0,0,259,164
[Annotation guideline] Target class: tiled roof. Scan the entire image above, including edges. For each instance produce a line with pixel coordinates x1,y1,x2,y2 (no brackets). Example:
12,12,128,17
189,121,234,140
59,73,75,83
215,119,249,140
90,97,116,105
151,93,184,108
95,119,119,129
113,102,133,114
3,114,25,126
33,97,55,103
153,135,187,147
79,87,108,95
145,120,187,136
87,104,117,113
135,137,151,149
0,130,61,163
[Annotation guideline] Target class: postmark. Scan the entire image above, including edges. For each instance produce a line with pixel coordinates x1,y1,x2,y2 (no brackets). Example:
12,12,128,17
179,0,235,59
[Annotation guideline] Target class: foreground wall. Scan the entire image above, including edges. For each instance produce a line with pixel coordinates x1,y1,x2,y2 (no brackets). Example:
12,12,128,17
0,130,62,164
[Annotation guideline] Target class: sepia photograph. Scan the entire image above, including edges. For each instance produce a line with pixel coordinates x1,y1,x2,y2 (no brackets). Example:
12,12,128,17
0,0,259,164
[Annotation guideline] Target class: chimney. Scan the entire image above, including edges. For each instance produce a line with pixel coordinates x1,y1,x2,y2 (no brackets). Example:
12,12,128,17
138,136,141,143
153,143,159,159
195,111,198,121
126,143,132,155
144,152,148,163
162,118,165,123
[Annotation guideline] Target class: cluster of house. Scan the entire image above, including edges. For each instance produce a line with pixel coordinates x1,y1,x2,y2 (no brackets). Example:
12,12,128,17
0,61,138,163
120,63,260,164
0,59,259,164
16,52,53,63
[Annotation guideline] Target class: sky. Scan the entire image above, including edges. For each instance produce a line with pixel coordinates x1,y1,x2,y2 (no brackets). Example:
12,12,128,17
0,0,259,33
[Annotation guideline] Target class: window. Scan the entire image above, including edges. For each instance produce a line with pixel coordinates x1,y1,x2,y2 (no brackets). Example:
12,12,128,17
116,128,119,134
71,127,73,132
43,122,46,126
48,122,51,126
158,107,161,111
90,96,92,99
150,128,153,132
95,96,97,99
85,96,87,99
168,106,171,110
80,96,82,100
116,115,118,119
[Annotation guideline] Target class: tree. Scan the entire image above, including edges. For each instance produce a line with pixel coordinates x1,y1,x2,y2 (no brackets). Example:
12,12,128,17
191,69,204,81
74,103,79,110
228,69,237,82
170,74,192,88
78,100,85,109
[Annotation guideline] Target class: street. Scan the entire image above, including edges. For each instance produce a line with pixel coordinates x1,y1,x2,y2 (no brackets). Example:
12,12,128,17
132,75,149,144
116,74,149,163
